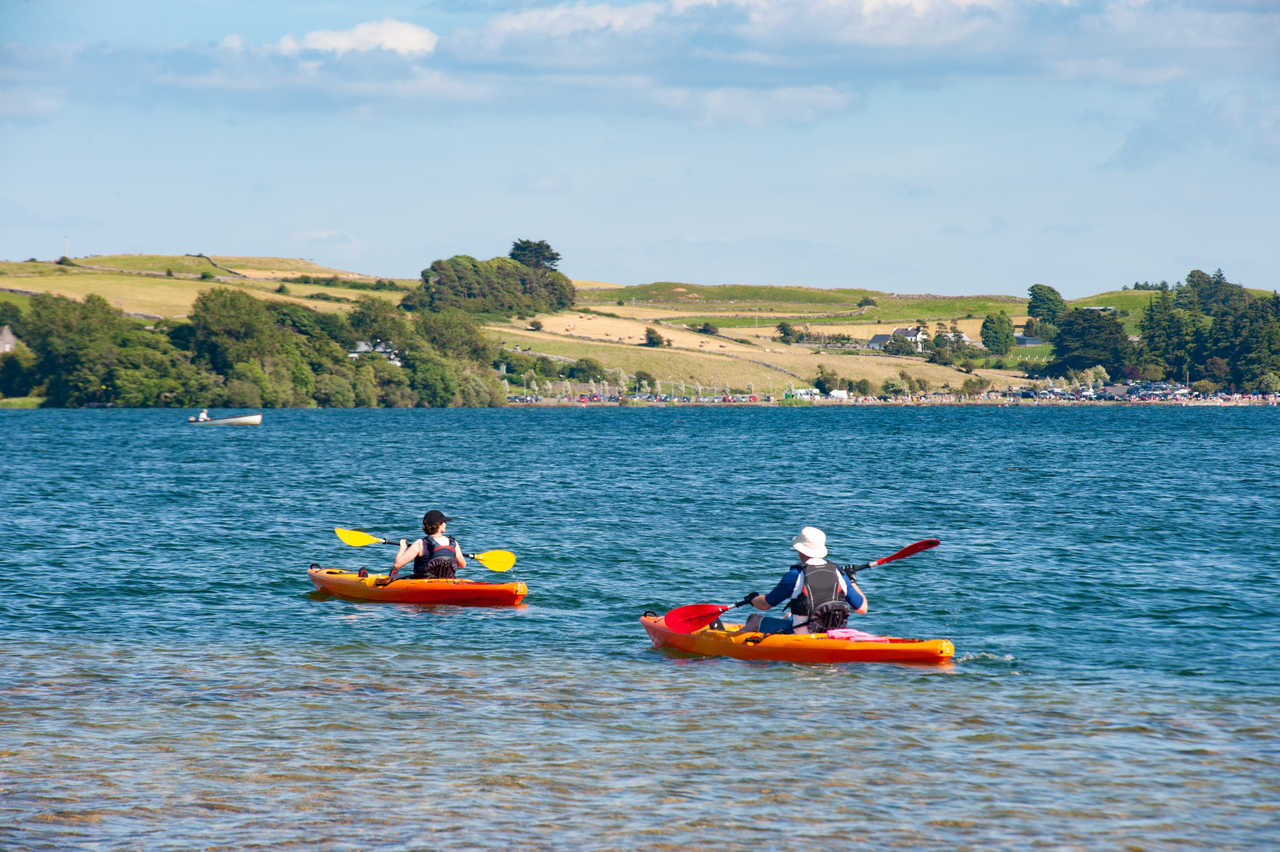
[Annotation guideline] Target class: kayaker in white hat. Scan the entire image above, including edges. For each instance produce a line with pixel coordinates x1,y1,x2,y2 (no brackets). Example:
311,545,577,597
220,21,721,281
394,509,468,578
737,526,868,635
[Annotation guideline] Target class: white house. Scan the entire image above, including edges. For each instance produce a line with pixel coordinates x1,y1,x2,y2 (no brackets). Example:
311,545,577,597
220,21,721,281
348,340,402,367
0,325,17,354
892,326,931,353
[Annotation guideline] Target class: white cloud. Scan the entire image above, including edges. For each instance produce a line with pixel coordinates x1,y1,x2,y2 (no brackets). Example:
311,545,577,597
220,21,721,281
275,19,439,57
482,0,1017,47
484,3,666,45
719,0,1013,46
220,34,244,53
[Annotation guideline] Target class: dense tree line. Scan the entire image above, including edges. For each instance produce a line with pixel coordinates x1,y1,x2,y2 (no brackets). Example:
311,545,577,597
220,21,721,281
1043,270,1280,391
0,289,506,408
403,240,574,315
0,239,586,408
1133,270,1280,392
493,349,610,387
280,274,402,291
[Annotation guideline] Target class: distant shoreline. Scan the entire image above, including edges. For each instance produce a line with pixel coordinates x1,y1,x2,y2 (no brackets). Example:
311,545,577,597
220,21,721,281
507,395,1280,408
3,394,1276,412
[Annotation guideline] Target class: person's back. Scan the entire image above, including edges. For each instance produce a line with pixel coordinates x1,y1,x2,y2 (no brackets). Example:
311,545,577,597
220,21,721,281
415,531,460,578
741,526,868,635
395,509,467,579
793,559,853,633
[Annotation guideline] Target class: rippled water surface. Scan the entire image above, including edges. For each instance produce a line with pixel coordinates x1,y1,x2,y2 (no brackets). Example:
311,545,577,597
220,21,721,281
2,407,1277,850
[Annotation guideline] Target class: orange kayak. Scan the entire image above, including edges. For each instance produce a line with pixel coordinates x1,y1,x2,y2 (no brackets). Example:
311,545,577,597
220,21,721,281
308,565,527,607
640,614,953,664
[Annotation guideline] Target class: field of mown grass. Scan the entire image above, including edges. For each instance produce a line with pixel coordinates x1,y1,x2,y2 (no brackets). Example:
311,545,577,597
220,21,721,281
77,254,225,275
74,254,404,282
490,326,1021,393
578,280,1028,327
0,259,401,318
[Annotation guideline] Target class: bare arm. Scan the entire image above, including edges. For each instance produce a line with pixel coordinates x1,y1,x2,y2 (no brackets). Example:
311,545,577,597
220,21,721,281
394,538,423,571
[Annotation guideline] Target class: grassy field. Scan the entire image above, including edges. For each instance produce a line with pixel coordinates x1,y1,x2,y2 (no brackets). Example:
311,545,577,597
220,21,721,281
491,324,1022,392
0,258,404,318
73,253,412,283
579,280,1029,328
78,254,225,276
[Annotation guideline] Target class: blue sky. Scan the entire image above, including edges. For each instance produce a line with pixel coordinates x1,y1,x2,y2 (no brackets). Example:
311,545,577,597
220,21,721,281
2,1,1277,298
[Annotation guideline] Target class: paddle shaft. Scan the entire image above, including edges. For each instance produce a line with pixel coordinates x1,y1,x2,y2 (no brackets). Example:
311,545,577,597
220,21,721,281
333,528,494,561
354,537,485,561
361,537,484,560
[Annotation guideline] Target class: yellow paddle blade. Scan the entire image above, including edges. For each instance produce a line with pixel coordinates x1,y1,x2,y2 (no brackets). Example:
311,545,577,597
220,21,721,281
334,527,387,547
472,549,516,572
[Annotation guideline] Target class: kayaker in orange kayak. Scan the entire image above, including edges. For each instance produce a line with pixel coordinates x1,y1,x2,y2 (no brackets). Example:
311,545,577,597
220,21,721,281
737,526,868,635
394,510,468,579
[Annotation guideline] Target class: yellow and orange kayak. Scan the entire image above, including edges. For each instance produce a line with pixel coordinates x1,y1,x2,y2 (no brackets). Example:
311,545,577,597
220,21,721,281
640,614,953,664
308,565,527,607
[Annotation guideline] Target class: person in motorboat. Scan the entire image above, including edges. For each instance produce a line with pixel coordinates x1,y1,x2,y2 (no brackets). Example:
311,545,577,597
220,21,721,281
394,509,468,579
733,526,868,635
196,408,210,421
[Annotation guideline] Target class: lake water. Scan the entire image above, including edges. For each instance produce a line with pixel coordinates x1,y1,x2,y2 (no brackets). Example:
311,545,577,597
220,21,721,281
2,407,1277,850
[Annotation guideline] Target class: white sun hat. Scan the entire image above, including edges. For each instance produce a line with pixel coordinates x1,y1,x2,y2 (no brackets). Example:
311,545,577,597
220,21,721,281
791,526,828,559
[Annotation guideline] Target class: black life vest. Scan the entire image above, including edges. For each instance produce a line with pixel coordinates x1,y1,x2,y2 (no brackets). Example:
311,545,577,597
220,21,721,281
794,561,851,633
413,535,459,579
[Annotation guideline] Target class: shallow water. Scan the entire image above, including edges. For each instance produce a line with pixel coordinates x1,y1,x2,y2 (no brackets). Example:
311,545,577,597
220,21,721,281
2,407,1277,850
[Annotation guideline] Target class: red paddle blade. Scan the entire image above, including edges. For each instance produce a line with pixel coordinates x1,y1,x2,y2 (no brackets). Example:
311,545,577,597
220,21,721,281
663,603,730,634
873,538,940,566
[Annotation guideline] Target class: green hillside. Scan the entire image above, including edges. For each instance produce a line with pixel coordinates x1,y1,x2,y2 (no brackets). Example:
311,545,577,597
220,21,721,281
579,280,1028,326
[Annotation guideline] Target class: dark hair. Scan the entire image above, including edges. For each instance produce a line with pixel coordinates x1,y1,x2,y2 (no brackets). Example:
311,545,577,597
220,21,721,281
422,509,451,535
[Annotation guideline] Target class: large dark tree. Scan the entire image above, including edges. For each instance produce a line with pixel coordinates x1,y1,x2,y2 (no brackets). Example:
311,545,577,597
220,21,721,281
408,255,574,315
980,311,1015,355
1179,268,1251,317
509,239,561,271
1027,284,1068,324
1046,308,1134,376
1138,290,1198,382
